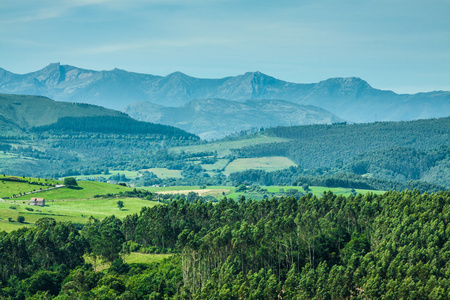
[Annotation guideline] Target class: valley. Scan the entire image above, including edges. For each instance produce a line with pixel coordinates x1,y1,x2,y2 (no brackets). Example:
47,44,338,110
0,89,448,300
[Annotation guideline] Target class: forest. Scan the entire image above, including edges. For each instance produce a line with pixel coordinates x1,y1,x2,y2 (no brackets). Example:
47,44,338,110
1,190,450,299
1,110,448,190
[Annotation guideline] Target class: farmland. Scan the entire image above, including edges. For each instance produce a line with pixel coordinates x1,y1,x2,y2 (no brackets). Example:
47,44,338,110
223,156,297,175
0,197,161,232
0,177,387,232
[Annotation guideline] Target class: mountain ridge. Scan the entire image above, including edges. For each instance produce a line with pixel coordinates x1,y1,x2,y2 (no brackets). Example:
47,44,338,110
0,93,198,140
0,63,449,123
125,98,344,140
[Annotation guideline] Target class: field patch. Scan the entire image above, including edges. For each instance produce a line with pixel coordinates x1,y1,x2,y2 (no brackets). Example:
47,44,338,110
171,135,289,157
0,176,60,199
13,181,133,200
224,157,296,175
155,188,230,198
66,170,141,181
123,253,173,265
0,197,160,232
144,168,183,179
201,159,229,171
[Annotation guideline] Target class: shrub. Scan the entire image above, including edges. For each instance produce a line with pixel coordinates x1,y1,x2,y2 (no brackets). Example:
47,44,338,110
17,216,25,223
63,177,78,188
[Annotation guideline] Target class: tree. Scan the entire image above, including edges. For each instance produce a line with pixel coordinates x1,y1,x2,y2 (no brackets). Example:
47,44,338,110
17,216,25,223
64,177,78,188
117,200,124,211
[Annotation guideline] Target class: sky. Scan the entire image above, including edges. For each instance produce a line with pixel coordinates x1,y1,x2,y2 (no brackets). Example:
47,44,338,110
1,0,449,93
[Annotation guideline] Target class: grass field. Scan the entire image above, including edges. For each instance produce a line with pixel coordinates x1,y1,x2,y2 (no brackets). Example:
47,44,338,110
144,168,183,179
226,185,386,200
123,252,173,265
84,253,174,272
0,197,161,232
0,152,17,159
170,135,289,157
0,176,61,198
143,185,233,198
143,184,385,200
13,181,133,200
63,168,183,181
65,170,141,181
0,176,386,232
201,159,230,171
224,157,297,175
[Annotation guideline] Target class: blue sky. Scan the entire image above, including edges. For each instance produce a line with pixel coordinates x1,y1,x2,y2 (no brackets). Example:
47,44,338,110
1,0,449,93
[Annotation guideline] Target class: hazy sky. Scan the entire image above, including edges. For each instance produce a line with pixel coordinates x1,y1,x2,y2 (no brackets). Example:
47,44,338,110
1,0,449,93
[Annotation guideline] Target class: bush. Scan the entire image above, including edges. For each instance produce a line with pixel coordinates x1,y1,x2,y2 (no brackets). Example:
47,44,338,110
17,216,25,223
25,207,34,211
63,177,78,188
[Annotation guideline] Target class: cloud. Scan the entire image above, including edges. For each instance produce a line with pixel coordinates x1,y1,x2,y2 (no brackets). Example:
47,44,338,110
72,36,234,55
0,0,114,24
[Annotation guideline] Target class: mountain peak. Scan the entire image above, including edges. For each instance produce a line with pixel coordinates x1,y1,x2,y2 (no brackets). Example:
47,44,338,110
320,77,371,88
166,71,189,78
42,62,61,71
243,71,272,79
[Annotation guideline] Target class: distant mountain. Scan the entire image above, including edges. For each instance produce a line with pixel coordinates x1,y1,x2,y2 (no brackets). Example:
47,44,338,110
125,98,344,140
1,63,449,123
0,93,198,139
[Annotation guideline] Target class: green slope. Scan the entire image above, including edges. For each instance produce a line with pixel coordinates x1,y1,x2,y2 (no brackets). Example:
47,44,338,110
0,93,125,129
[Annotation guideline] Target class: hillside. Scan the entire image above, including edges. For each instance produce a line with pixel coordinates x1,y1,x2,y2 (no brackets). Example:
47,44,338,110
0,94,201,178
125,98,343,140
1,64,449,124
228,118,450,187
0,93,125,130
0,93,198,139
233,118,449,168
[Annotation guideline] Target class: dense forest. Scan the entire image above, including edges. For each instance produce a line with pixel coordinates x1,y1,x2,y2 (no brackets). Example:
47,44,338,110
232,118,450,169
31,116,199,138
2,190,450,299
229,168,447,193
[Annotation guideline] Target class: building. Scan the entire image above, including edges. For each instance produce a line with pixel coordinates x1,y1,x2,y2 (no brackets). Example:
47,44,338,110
29,197,45,206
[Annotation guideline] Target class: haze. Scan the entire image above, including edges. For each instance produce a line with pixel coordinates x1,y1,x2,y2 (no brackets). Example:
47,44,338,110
1,0,450,93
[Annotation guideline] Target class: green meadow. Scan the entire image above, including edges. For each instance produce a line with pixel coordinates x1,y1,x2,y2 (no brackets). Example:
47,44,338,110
170,135,289,156
123,253,173,265
223,156,297,175
201,158,230,171
0,197,161,232
144,168,183,179
0,177,386,233
0,175,61,198
63,168,184,181
65,170,141,181
13,181,133,200
143,184,385,201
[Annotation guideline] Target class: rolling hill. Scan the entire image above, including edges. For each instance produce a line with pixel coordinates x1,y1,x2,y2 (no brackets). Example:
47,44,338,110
0,93,198,139
1,64,449,124
124,98,343,140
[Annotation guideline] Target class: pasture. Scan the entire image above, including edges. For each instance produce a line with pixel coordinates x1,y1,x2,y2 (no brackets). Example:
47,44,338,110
0,197,161,232
224,157,297,175
144,168,183,179
13,181,133,200
0,176,61,198
170,135,289,156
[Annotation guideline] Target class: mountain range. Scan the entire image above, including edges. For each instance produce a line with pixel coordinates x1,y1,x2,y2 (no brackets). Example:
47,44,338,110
1,63,449,128
124,99,343,140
